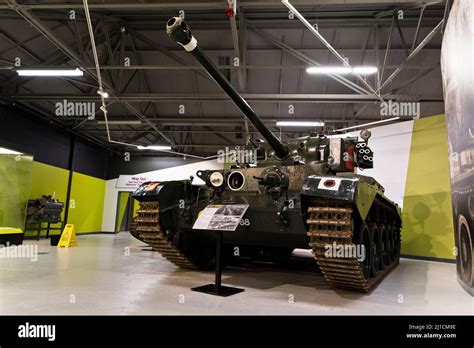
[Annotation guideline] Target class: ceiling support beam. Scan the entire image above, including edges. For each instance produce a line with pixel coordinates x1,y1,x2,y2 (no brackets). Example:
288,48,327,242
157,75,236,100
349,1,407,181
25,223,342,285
375,1,443,18
373,24,380,90
281,0,383,102
0,27,96,90
0,1,444,10
394,15,410,58
77,64,439,71
248,25,371,96
239,10,248,91
0,29,87,94
359,28,372,65
378,19,443,92
12,93,440,103
441,0,450,34
127,31,173,145
0,22,64,56
129,29,213,84
82,117,404,128
380,16,395,83
5,0,174,146
390,65,439,93
229,10,245,92
411,5,426,52
203,126,235,145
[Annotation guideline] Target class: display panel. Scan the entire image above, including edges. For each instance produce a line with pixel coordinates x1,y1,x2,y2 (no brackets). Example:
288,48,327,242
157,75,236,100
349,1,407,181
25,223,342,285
0,147,34,232
441,0,474,295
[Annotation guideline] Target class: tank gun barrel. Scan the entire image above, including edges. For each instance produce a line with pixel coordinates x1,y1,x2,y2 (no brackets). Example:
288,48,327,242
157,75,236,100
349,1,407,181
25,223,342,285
166,17,289,160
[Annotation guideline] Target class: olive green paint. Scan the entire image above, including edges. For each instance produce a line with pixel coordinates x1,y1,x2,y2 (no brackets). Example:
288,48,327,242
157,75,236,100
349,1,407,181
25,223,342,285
68,171,106,234
26,161,105,236
402,115,455,260
116,192,131,231
0,153,33,230
355,181,381,221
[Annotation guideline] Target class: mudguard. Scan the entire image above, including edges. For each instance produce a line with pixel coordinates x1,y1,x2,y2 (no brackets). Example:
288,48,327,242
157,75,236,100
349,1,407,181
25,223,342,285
132,180,190,205
300,174,400,222
132,180,193,228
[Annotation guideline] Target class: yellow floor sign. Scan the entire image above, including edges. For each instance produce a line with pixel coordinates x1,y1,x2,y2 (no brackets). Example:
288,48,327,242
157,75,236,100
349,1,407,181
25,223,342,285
57,224,77,248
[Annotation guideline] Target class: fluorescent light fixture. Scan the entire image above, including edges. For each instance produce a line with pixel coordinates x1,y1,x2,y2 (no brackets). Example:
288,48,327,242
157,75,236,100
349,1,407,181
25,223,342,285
306,66,351,74
276,121,325,127
97,120,142,125
335,117,400,132
306,66,378,75
16,68,83,76
352,66,378,75
137,145,172,151
0,147,22,155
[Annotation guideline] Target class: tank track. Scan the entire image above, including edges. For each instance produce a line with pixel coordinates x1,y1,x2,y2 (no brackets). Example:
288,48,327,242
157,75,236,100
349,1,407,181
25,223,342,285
307,199,400,292
130,201,197,270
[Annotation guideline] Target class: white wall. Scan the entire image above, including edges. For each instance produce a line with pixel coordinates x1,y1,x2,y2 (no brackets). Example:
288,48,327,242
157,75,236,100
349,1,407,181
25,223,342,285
102,178,120,233
351,120,414,207
101,159,223,232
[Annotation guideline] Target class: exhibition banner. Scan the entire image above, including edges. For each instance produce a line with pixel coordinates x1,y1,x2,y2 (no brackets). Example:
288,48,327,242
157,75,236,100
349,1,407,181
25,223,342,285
441,0,474,294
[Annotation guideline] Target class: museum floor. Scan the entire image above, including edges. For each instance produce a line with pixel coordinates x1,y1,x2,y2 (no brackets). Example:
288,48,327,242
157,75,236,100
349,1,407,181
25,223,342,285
1,233,472,315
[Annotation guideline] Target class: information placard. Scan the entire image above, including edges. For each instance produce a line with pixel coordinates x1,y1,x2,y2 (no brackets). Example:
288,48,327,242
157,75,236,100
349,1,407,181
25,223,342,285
192,204,249,231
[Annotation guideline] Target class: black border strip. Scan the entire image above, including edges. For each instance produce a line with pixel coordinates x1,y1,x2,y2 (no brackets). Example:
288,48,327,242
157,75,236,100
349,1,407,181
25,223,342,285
0,316,471,346
401,254,457,264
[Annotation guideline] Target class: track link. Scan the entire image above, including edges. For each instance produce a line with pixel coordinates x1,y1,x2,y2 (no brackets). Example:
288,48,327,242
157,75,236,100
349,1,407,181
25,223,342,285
307,200,400,292
130,201,197,269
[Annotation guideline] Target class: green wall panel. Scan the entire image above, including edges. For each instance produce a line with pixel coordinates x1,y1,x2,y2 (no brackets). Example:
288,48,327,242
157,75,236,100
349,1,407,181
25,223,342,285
25,162,69,237
133,198,139,216
402,115,455,260
29,161,69,213
68,172,106,234
26,161,105,235
0,153,33,230
116,192,130,231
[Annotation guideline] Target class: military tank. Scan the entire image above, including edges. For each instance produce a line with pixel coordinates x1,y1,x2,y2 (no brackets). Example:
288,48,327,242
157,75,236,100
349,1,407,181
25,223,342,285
129,17,402,292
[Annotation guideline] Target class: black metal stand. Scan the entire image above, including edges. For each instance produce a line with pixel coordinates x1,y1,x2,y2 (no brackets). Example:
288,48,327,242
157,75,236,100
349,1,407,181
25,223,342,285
191,230,244,297
24,221,64,240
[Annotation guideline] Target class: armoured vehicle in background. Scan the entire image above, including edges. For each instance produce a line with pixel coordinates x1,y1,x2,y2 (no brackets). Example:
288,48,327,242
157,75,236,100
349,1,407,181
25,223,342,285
129,17,402,292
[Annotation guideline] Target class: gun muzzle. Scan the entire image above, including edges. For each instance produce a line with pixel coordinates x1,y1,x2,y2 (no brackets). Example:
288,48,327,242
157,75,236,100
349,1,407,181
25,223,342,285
166,17,197,52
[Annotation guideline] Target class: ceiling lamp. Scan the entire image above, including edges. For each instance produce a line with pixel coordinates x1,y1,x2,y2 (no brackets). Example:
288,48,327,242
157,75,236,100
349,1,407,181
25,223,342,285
306,66,351,74
136,145,172,151
276,121,325,127
352,66,378,75
97,121,142,125
306,66,378,75
16,68,83,76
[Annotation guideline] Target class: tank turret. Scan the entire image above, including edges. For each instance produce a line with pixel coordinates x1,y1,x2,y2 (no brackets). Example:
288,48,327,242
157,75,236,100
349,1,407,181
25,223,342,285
166,17,374,172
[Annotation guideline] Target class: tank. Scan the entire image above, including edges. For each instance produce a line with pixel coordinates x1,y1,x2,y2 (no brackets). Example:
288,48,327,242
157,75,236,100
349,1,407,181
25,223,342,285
129,17,402,292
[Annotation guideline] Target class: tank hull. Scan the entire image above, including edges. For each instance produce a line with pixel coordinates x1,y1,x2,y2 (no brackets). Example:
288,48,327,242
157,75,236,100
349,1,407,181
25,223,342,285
130,165,401,292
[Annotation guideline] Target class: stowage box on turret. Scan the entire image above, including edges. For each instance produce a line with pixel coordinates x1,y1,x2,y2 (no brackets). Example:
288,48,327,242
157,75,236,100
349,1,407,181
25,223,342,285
129,17,402,292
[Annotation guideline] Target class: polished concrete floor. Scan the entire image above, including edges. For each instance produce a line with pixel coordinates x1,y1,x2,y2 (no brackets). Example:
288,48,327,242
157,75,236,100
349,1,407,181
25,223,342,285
0,233,472,315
